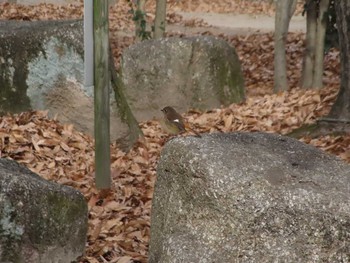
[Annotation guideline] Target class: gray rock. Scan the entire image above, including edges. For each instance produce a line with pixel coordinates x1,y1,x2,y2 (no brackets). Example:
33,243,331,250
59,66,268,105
121,36,245,121
149,132,350,263
0,20,127,141
0,20,84,113
0,158,88,263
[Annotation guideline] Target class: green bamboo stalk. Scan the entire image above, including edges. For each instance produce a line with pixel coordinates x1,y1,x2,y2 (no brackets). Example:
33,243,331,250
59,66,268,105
93,0,111,189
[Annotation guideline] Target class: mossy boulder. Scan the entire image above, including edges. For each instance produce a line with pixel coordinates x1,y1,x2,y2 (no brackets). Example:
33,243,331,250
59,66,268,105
121,36,245,120
0,20,128,141
0,158,88,263
0,20,84,114
150,132,350,263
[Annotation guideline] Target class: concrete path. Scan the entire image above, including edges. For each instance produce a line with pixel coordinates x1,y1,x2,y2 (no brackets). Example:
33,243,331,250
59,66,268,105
169,12,306,35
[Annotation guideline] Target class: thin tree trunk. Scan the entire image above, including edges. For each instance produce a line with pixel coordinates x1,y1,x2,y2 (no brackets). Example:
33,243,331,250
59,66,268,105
312,0,330,89
328,0,350,120
135,0,146,42
288,0,350,136
273,0,297,93
301,0,317,89
288,0,298,18
154,0,167,39
94,0,111,189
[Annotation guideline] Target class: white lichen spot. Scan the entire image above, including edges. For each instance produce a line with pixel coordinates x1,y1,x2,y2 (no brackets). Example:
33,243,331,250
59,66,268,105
0,201,24,239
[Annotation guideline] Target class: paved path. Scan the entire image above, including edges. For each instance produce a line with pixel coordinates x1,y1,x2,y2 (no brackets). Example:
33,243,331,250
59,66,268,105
168,12,306,35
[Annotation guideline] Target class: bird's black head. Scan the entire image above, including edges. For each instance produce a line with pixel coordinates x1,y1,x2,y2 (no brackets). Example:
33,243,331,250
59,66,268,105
161,106,175,114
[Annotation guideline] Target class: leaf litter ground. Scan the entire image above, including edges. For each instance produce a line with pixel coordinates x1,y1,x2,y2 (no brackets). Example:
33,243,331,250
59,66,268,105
0,0,349,262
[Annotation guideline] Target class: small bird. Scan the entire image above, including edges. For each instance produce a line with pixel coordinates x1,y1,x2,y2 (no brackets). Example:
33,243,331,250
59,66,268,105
161,106,201,138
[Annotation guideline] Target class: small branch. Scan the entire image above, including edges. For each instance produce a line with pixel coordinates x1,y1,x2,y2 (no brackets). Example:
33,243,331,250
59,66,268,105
109,44,144,150
317,117,350,124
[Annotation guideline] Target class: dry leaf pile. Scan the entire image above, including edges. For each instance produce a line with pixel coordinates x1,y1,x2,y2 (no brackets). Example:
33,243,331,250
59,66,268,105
0,0,135,31
186,87,337,135
0,0,304,22
225,33,340,95
0,1,349,263
0,1,83,21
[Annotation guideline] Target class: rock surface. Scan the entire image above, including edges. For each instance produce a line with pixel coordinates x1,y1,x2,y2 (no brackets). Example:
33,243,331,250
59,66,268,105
0,20,84,113
0,20,126,141
121,36,245,121
0,158,88,263
149,132,350,263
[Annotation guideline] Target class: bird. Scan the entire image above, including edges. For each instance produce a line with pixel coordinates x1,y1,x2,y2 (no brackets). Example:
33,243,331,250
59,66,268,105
161,106,201,138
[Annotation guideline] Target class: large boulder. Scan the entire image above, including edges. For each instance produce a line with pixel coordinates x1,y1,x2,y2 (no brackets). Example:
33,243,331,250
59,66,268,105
121,36,245,121
0,158,88,263
0,20,126,141
149,133,350,263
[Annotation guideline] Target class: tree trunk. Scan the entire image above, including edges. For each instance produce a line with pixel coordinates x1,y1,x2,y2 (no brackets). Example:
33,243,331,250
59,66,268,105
312,0,330,89
153,0,167,39
93,0,111,189
328,0,350,120
288,0,350,137
301,0,317,89
273,0,298,93
135,0,146,42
